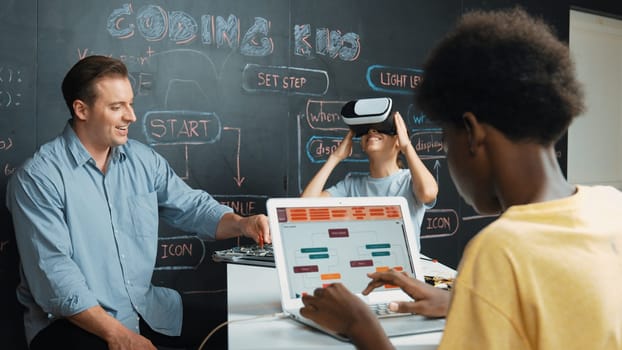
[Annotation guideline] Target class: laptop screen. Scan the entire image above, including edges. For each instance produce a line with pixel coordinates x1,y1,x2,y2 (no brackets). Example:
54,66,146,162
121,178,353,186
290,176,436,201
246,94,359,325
273,202,417,299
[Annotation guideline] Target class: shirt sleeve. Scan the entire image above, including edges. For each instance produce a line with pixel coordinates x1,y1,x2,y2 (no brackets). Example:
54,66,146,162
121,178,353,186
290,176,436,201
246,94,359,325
438,285,529,349
437,230,531,349
6,168,99,317
150,149,232,240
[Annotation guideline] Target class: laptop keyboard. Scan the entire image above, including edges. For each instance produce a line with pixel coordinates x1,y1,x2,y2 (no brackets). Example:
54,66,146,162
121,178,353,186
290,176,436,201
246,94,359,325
369,303,405,318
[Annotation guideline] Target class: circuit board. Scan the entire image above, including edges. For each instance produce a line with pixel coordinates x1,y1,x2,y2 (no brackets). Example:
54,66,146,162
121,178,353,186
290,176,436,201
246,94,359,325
212,244,275,267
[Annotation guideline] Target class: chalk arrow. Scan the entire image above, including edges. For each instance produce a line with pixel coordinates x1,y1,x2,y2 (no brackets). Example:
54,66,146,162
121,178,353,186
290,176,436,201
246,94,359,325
433,159,441,183
224,127,245,187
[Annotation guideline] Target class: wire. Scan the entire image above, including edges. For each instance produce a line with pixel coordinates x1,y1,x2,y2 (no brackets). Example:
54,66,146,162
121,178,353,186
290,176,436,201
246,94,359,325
198,312,287,350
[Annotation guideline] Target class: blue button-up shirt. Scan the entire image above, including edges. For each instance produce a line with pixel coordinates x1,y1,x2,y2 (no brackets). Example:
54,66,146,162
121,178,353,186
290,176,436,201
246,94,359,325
6,122,232,345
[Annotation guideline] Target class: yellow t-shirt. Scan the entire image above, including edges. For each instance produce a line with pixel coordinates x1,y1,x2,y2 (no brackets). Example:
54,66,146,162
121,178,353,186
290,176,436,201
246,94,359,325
438,185,622,350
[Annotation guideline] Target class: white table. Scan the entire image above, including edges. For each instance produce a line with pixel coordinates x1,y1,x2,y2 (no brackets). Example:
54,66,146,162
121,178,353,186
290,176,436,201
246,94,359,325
227,258,455,349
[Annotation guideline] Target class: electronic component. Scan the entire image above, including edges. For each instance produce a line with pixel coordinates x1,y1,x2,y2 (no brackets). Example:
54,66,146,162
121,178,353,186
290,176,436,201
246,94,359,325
212,244,275,267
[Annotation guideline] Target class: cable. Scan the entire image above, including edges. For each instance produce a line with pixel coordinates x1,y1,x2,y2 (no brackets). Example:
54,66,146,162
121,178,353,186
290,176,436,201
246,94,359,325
198,312,287,350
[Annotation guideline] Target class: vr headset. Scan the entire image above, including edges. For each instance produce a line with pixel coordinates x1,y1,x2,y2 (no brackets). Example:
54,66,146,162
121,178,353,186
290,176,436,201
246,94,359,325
341,97,396,137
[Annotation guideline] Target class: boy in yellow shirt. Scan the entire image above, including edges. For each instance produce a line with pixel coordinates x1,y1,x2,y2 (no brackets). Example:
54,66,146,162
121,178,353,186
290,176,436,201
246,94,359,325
298,7,622,350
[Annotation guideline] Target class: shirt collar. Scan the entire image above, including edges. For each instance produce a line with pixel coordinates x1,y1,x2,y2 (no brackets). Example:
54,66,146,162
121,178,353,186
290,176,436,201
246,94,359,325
62,120,127,168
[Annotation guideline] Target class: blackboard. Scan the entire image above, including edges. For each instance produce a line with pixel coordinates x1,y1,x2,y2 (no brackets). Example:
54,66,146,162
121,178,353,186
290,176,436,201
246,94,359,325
1,0,594,349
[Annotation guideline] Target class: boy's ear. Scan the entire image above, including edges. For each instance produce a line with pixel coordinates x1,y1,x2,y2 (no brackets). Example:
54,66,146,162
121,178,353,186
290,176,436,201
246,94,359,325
462,112,484,155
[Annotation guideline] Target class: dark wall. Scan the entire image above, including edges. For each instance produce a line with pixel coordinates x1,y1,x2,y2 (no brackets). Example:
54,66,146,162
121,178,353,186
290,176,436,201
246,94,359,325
2,1,621,349
1,1,37,348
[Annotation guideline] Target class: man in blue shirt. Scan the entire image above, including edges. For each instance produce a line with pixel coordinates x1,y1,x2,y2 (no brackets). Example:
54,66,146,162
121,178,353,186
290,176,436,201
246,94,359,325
6,55,271,350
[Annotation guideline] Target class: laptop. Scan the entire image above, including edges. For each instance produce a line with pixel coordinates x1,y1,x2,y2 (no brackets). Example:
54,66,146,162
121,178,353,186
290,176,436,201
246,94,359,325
266,196,446,342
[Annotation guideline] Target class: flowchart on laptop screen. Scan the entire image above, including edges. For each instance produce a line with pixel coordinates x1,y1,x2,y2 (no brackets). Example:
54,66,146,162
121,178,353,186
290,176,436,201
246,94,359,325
276,205,415,297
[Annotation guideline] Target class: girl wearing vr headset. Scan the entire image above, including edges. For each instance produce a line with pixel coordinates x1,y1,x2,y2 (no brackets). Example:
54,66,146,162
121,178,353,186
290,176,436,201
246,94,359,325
301,110,438,250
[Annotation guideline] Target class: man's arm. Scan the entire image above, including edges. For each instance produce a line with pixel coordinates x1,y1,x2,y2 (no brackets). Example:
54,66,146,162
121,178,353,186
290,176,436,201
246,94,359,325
68,306,156,350
214,212,271,245
7,170,101,318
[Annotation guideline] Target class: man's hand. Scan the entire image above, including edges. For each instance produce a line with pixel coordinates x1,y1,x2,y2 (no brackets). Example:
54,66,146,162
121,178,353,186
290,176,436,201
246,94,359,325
69,306,157,350
215,212,271,244
240,214,271,246
106,325,157,350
